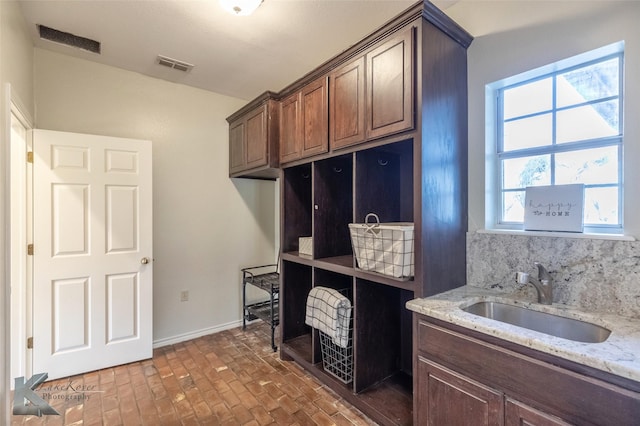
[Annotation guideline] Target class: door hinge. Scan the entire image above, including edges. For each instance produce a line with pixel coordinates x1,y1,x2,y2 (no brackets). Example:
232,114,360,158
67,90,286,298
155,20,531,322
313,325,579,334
27,151,33,163
27,337,33,349
27,244,34,255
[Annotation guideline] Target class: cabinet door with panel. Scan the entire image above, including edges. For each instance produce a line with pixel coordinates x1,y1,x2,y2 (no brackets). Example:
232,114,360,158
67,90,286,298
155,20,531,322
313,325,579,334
330,56,366,150
280,91,303,164
301,77,329,158
416,356,504,426
505,399,571,426
227,96,279,179
366,27,414,140
280,77,329,164
229,119,246,175
245,105,269,169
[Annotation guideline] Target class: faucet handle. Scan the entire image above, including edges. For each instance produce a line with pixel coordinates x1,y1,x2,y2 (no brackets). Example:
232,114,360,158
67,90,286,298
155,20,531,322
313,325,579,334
515,271,529,284
534,262,551,282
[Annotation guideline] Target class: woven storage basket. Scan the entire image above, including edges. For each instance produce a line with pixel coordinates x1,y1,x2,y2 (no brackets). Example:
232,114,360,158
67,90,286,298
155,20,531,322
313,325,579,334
348,213,414,278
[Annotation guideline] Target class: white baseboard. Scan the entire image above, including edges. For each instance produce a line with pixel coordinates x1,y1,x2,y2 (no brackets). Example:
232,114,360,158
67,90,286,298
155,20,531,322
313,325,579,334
152,319,244,349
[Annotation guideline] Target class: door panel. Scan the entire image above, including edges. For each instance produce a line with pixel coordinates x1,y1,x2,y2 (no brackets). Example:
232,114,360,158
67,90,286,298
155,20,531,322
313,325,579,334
52,184,89,255
106,186,138,252
106,273,138,342
52,277,89,352
33,129,152,380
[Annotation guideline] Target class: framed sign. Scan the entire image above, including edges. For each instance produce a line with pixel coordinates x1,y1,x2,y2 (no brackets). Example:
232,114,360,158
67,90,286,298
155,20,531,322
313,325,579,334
524,184,584,232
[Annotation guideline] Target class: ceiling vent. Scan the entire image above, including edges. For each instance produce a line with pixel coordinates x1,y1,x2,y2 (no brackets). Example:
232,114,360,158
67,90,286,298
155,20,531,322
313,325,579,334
38,25,101,54
156,55,194,72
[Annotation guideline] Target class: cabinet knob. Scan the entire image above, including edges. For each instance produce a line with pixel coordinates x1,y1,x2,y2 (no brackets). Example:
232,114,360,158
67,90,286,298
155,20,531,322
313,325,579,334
140,257,150,265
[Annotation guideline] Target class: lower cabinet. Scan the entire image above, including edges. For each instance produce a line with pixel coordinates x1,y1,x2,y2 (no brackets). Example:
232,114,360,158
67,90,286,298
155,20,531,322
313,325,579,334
415,316,640,426
417,357,503,425
417,357,569,426
505,398,572,426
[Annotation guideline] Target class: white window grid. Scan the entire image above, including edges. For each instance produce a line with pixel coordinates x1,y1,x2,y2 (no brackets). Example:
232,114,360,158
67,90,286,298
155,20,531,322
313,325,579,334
495,52,624,233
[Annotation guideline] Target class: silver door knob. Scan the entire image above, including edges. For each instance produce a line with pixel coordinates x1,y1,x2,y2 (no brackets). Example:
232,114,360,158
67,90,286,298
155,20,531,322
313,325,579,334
141,257,150,264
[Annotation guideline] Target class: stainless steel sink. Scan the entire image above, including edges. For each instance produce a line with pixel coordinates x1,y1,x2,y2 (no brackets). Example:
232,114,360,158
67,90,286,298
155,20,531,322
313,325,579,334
462,301,611,343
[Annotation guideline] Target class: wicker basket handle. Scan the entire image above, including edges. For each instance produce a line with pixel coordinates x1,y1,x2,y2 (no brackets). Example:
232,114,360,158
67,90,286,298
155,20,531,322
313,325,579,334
364,213,380,234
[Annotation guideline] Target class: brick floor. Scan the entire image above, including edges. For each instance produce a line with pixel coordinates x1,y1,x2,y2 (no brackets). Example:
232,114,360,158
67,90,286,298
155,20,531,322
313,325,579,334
10,323,376,425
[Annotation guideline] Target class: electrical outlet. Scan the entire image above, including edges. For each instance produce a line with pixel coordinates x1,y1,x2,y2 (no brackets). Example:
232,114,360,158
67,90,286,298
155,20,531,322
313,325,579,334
180,290,189,302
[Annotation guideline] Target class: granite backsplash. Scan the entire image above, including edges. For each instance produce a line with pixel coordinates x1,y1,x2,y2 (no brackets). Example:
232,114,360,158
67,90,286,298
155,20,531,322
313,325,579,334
466,232,640,319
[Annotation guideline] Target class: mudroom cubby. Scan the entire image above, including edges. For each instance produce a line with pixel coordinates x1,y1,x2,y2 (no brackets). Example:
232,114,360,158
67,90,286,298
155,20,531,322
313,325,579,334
312,269,354,383
354,140,413,225
275,3,472,424
281,163,312,255
280,260,313,363
313,154,354,260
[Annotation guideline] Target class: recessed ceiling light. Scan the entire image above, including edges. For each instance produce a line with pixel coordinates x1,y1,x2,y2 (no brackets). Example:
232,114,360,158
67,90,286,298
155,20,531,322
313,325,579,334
219,0,264,16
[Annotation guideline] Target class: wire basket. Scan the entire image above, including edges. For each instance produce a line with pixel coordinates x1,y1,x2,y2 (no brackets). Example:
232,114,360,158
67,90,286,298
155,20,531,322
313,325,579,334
318,299,353,384
348,213,414,278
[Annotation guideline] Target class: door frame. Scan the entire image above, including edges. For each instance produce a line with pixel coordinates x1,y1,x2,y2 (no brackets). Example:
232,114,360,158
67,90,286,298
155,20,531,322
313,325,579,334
2,83,34,423
9,95,33,385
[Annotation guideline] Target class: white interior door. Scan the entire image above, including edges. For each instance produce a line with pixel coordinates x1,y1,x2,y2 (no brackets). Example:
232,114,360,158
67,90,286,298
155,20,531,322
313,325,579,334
32,130,152,380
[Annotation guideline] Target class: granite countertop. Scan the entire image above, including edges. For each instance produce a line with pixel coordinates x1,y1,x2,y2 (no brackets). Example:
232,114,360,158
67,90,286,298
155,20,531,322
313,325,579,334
406,286,640,383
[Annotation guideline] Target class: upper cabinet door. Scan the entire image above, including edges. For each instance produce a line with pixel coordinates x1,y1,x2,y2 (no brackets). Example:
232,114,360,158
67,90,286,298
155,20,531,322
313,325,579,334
301,77,329,157
366,27,414,140
280,77,329,164
245,104,268,169
280,91,303,164
330,56,366,150
229,119,246,175
227,95,279,179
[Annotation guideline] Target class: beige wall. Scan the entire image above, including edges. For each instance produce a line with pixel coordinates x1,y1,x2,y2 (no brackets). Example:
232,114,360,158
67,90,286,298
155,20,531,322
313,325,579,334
448,1,640,238
34,48,278,344
1,0,34,421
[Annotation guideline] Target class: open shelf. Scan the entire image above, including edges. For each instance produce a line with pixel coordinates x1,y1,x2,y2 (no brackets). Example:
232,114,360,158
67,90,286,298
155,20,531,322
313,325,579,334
282,164,312,253
280,348,413,426
356,371,413,426
354,140,413,224
313,154,354,259
280,260,312,360
282,334,313,365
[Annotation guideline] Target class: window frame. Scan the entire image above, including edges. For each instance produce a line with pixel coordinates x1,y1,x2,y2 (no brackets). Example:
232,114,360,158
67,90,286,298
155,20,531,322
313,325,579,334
489,48,624,234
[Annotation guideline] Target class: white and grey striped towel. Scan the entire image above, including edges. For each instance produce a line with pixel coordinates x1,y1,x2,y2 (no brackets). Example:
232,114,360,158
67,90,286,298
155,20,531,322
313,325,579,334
305,287,352,349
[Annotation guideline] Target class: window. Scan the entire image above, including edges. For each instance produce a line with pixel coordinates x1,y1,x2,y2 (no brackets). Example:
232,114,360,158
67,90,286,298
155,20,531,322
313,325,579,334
493,46,623,233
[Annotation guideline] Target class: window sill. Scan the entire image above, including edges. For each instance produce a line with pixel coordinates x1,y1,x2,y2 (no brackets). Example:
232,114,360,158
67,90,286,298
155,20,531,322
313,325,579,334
477,228,636,242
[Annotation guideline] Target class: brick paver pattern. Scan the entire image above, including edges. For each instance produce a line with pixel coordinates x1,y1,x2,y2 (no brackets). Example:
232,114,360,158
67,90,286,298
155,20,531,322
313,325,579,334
10,322,376,425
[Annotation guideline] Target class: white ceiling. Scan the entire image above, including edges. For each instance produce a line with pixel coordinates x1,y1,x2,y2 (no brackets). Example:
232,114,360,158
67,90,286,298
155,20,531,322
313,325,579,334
20,0,456,101
17,0,619,102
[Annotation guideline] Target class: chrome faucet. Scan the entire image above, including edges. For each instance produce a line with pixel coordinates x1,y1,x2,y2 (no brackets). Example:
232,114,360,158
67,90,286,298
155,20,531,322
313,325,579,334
515,262,553,305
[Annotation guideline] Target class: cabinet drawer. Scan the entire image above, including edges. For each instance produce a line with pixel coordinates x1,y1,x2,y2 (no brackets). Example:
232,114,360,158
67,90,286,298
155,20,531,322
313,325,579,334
417,318,640,426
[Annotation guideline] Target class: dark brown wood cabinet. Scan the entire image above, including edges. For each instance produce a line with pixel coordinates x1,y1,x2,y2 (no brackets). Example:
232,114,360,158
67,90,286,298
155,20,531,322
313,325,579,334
417,357,503,426
278,3,472,425
227,1,472,424
279,77,329,164
226,92,279,179
366,26,414,140
329,27,414,152
279,91,302,163
505,399,571,426
330,56,366,150
415,316,640,426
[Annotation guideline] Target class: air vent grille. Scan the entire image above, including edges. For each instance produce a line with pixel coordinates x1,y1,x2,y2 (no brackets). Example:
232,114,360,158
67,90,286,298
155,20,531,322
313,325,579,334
38,25,101,54
157,55,194,72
